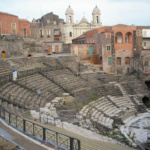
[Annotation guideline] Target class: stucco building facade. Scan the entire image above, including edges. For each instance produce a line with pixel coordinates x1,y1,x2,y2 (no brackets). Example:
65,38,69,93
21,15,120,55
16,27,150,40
0,12,30,37
72,24,138,74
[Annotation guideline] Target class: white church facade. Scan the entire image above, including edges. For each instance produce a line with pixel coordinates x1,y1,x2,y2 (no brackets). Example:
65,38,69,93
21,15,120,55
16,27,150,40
64,6,102,44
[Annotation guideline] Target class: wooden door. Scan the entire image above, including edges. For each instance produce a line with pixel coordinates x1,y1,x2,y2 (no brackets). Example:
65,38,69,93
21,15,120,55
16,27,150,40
55,46,59,53
47,46,52,54
2,51,5,59
83,46,86,55
74,46,78,55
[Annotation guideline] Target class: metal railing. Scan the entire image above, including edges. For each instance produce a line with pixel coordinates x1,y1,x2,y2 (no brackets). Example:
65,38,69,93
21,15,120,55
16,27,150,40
0,106,80,150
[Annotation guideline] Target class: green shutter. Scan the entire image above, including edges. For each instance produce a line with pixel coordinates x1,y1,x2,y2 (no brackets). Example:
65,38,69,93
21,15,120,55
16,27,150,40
108,57,111,65
107,46,111,51
145,62,148,67
134,62,136,70
89,46,93,54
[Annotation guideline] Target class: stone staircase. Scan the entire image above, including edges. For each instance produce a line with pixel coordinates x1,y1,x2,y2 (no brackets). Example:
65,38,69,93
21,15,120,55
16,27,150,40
0,81,48,111
79,97,123,129
0,60,12,76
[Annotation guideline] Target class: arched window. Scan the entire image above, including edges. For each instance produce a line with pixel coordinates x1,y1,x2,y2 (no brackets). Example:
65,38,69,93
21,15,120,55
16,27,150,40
125,32,132,43
69,16,72,24
115,32,123,44
69,32,72,37
96,16,99,23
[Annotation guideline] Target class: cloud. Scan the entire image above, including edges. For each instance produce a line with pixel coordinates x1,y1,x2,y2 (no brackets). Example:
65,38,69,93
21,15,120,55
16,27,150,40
0,0,150,25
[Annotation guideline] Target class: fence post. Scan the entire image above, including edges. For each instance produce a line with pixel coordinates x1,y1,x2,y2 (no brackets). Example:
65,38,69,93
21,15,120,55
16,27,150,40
56,132,58,145
9,113,11,124
4,109,5,120
70,138,74,150
43,128,46,141
78,140,81,150
23,119,26,132
16,116,17,127
33,123,34,136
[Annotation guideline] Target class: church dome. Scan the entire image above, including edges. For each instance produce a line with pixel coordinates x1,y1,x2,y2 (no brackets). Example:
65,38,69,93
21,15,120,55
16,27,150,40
92,6,100,15
79,17,89,24
65,5,74,15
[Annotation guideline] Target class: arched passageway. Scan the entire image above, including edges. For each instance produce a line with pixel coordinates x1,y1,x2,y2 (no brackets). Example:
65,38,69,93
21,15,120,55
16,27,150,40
142,96,150,107
145,81,150,90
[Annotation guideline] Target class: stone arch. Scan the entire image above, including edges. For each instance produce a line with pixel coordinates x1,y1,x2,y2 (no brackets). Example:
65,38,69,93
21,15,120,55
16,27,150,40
27,52,32,57
125,32,132,43
115,32,123,44
142,96,150,106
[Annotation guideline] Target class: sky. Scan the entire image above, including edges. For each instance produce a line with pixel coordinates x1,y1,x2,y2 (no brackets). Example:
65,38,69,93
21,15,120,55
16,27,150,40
0,0,150,26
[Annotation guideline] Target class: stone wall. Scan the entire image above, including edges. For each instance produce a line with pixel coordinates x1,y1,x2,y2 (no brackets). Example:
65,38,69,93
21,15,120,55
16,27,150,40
62,44,71,52
0,35,44,58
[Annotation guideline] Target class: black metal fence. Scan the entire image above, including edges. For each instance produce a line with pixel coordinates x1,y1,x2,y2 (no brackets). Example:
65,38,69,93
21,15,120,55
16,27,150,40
0,106,80,150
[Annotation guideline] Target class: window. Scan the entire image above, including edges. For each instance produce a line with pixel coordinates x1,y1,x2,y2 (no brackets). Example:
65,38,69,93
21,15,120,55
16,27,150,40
134,61,136,70
136,31,139,36
54,29,59,35
106,33,111,38
145,62,148,68
69,32,72,37
0,22,1,34
125,36,128,43
143,31,147,37
143,41,146,47
47,29,51,37
115,32,123,43
24,28,26,37
53,21,56,25
90,38,92,43
108,57,111,65
11,23,16,34
125,32,132,43
96,16,98,23
100,57,102,64
69,16,72,24
87,39,89,43
47,19,50,24
107,45,111,51
125,57,130,64
39,29,43,37
117,57,121,65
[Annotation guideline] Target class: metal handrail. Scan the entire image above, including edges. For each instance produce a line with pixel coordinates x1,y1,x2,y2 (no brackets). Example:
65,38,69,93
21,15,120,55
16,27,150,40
0,105,81,150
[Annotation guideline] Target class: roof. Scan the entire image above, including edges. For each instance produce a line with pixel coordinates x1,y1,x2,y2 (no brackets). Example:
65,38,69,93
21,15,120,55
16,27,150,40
19,18,30,22
92,6,100,15
65,5,74,15
136,26,150,29
72,33,86,40
79,17,89,24
0,12,18,17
